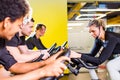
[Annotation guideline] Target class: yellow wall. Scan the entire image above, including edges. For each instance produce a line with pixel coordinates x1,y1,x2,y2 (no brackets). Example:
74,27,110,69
28,0,68,48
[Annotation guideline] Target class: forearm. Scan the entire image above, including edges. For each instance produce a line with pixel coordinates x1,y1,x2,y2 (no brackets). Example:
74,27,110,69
20,68,46,80
81,54,103,65
6,46,41,62
18,45,43,54
27,49,42,54
1,69,45,80
16,52,41,62
9,61,46,74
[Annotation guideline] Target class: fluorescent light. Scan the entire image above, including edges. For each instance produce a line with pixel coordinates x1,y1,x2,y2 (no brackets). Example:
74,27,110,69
75,14,106,20
106,24,120,27
79,14,106,16
75,18,93,20
80,8,120,12
96,14,106,19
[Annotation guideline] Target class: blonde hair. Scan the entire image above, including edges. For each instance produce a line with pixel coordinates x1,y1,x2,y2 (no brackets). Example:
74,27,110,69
88,19,105,30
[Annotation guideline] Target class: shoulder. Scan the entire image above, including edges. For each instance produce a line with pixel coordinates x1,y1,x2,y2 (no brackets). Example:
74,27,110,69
27,37,34,41
106,31,120,39
6,33,20,46
0,38,5,48
106,31,120,43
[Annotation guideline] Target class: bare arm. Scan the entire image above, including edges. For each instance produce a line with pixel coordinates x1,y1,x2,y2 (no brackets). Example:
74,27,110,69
6,46,42,62
9,61,46,74
70,50,81,58
1,55,69,80
18,45,49,59
8,50,69,74
0,70,45,80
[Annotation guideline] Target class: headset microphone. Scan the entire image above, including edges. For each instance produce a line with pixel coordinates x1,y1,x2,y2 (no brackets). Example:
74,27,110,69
96,26,101,39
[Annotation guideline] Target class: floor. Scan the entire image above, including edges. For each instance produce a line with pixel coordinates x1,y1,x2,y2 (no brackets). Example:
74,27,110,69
60,68,110,80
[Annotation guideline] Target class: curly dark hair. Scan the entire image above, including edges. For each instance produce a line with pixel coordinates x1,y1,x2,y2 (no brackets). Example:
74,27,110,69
0,0,30,22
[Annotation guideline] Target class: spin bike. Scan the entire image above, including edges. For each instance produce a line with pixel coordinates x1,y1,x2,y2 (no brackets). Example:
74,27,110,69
70,58,100,80
32,41,100,80
32,41,74,80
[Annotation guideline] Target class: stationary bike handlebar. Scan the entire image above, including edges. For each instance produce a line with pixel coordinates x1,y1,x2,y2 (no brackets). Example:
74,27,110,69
77,58,98,69
47,41,68,56
70,58,98,75
32,43,57,62
41,41,74,80
48,43,57,54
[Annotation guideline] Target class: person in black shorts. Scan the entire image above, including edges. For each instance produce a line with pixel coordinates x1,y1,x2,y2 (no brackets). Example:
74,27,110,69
0,0,69,79
26,23,47,50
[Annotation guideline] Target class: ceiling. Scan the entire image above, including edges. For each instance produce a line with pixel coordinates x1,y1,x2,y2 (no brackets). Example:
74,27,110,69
67,0,120,25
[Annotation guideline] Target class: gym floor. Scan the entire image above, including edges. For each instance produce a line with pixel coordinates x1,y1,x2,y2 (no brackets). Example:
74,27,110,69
60,68,110,80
